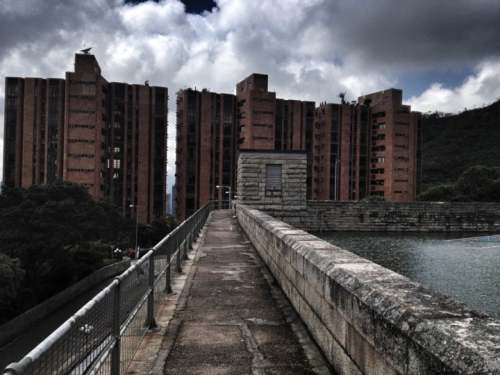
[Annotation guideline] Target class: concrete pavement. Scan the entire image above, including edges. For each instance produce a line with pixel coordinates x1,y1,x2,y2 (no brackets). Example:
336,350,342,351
160,210,330,374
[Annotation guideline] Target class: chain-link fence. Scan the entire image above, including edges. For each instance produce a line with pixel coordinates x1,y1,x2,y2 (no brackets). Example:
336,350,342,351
3,203,214,375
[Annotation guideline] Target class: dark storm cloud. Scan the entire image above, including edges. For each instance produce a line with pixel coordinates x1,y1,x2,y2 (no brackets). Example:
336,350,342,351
318,0,500,69
0,1,123,61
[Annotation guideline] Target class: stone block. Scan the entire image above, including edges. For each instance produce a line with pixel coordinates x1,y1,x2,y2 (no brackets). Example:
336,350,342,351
236,204,500,375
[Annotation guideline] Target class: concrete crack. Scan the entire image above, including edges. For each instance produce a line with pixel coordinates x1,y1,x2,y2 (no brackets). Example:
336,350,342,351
238,322,268,375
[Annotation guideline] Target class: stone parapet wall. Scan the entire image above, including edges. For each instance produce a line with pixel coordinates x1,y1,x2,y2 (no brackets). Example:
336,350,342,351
236,204,500,375
268,201,500,232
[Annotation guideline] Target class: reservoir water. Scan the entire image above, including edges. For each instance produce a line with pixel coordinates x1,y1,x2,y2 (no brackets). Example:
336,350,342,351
319,232,500,318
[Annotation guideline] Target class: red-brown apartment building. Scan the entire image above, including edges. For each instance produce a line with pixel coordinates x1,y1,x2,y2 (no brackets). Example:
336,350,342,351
175,74,315,220
2,53,168,223
175,89,238,221
174,74,421,220
312,90,421,202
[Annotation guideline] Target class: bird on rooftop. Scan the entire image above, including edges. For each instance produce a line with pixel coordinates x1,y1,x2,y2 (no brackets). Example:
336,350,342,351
80,47,92,54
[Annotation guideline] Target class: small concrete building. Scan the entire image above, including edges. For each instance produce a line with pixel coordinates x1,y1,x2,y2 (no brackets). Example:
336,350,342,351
236,151,307,211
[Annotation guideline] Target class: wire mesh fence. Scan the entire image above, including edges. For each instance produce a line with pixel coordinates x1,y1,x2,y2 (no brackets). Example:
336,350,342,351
3,202,214,375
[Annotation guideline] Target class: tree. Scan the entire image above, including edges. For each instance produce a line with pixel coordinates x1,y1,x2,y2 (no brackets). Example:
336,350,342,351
418,165,500,202
0,181,177,323
0,254,25,322
0,181,134,309
138,215,178,248
67,241,109,280
455,166,500,201
418,184,455,201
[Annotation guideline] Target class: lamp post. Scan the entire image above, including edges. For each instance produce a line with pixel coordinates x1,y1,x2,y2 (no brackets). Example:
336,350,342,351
334,158,340,201
215,185,232,209
129,204,139,258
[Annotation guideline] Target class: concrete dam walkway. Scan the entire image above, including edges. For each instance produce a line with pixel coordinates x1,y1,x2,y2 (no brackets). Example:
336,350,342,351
160,210,329,374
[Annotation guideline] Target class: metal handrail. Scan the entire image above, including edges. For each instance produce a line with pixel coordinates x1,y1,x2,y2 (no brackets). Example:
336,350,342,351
3,202,215,375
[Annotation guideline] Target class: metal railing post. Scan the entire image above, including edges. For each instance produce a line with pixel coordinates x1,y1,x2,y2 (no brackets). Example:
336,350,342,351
166,243,172,293
184,226,190,260
176,231,182,273
147,254,157,328
111,282,121,375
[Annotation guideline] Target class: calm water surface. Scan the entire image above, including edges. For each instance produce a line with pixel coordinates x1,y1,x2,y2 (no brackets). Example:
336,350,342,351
319,232,500,318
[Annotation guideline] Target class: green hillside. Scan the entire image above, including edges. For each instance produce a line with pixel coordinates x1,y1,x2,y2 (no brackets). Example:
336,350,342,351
421,99,500,191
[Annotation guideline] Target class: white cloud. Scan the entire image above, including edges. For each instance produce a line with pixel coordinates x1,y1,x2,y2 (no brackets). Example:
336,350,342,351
409,59,500,113
1,0,500,188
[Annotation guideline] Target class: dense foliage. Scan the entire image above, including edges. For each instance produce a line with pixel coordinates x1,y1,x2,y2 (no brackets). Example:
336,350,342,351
0,181,176,324
420,99,500,193
418,165,500,202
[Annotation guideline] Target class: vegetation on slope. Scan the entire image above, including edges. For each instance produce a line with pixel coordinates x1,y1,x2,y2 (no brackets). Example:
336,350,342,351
419,99,500,201
0,181,176,324
419,165,500,202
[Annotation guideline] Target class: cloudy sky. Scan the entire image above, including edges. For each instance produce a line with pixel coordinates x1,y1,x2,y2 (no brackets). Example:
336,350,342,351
1,0,500,188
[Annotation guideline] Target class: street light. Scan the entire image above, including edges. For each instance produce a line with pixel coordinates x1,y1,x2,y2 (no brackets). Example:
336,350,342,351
129,204,140,258
215,185,232,209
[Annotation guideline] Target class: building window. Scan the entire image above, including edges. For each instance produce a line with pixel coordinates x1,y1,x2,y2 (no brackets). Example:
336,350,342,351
68,168,94,172
69,124,95,129
69,153,95,158
371,157,385,164
265,164,282,196
68,139,95,144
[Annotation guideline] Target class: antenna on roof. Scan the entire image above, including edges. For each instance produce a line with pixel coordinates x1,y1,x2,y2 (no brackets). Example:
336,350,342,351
80,47,92,54
338,92,346,104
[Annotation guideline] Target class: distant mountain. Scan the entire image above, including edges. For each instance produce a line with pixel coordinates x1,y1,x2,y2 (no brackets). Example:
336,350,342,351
421,99,500,191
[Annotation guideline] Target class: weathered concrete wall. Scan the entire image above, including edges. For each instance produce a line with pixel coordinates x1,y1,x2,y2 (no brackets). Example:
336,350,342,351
0,260,130,347
236,151,307,211
267,201,500,232
236,204,500,375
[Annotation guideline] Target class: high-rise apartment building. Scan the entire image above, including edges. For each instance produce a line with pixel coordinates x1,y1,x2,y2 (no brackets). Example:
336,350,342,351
311,89,421,202
175,89,238,220
275,99,315,198
358,89,421,201
174,74,421,221
175,74,314,220
312,102,371,201
3,53,168,223
236,74,314,154
236,74,276,150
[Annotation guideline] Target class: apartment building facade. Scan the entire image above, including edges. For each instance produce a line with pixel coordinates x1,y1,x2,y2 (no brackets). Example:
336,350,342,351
174,74,421,220
312,102,371,201
2,53,168,223
175,75,314,220
358,89,421,202
175,89,238,220
311,90,421,202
